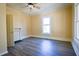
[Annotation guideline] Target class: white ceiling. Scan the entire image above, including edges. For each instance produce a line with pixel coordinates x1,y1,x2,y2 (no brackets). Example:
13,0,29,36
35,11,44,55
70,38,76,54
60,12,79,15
7,3,72,15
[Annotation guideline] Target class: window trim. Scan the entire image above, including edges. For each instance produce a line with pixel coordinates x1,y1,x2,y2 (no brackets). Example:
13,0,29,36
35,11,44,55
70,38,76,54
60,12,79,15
41,17,51,35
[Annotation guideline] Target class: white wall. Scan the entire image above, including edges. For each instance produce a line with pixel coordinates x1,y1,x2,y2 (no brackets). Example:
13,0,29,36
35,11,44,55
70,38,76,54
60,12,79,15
0,4,8,55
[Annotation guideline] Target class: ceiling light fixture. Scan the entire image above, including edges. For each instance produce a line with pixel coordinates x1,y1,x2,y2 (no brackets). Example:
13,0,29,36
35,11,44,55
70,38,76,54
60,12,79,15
25,3,40,9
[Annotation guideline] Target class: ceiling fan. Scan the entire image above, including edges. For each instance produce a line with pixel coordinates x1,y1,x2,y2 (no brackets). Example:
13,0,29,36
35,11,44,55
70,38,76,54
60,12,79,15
25,3,40,9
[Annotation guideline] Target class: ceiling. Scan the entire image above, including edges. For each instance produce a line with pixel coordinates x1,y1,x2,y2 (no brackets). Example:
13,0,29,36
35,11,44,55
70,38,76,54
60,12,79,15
7,3,72,15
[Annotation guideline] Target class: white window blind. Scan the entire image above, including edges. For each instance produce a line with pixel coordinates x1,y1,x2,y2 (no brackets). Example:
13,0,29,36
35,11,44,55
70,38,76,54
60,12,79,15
42,17,50,34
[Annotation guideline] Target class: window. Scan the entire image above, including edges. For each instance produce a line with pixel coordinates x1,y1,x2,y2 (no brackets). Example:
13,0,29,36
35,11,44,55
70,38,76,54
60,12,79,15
42,17,50,34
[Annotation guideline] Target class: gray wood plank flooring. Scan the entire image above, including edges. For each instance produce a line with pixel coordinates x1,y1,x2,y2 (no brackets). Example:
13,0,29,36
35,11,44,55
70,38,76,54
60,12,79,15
3,37,76,56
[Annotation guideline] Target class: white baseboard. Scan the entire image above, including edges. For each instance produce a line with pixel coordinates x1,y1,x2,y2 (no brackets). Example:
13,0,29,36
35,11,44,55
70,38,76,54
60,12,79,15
29,35,71,42
72,39,79,56
0,51,8,56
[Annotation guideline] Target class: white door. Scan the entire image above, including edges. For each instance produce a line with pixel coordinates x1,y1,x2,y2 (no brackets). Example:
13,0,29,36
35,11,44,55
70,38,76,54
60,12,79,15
74,4,79,40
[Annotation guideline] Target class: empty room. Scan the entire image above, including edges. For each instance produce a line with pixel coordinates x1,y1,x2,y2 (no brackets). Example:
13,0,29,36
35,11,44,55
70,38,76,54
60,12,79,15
0,3,79,56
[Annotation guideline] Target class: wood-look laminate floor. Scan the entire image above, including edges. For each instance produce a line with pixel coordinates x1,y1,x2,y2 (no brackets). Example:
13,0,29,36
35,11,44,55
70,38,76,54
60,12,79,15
3,37,76,56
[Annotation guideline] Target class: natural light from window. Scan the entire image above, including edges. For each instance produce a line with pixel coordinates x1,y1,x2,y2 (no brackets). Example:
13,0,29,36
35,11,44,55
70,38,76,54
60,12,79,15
42,17,50,34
